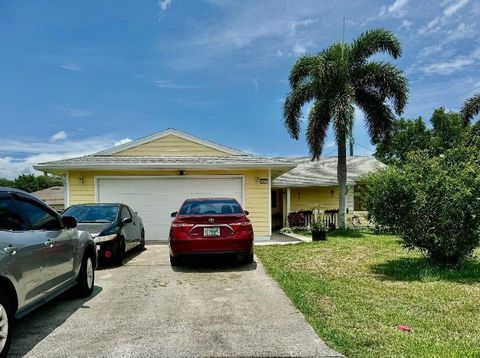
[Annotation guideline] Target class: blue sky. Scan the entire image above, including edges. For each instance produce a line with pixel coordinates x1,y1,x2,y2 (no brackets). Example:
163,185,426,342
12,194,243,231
0,0,479,178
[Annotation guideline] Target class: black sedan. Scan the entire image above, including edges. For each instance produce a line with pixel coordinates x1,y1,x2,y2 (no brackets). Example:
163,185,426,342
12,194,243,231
62,203,145,264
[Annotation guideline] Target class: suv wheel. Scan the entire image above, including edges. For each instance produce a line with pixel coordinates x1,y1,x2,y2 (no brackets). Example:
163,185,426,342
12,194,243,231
0,292,13,357
76,254,95,297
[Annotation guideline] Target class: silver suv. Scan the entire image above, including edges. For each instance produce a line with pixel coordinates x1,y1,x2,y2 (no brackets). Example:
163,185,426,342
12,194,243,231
0,187,97,356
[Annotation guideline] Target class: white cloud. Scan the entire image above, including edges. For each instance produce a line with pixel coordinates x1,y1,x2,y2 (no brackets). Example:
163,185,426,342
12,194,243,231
445,22,476,41
292,44,307,56
60,63,82,71
380,0,409,17
54,105,93,117
50,131,67,143
159,0,172,11
0,134,128,179
418,0,470,35
154,80,199,89
173,1,324,69
421,58,474,75
401,19,413,29
443,0,469,17
290,18,317,34
252,78,259,91
114,138,133,146
419,47,480,75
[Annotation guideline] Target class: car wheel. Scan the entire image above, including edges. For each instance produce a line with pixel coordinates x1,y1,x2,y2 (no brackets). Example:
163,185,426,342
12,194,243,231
242,253,254,264
0,292,13,358
139,229,146,250
169,255,181,266
113,238,125,265
76,253,95,297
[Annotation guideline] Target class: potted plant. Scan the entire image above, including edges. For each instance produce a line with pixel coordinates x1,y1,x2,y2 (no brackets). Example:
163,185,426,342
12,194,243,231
311,220,327,241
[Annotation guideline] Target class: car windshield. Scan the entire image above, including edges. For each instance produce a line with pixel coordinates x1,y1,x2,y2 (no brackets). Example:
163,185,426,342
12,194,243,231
179,199,243,215
63,205,119,223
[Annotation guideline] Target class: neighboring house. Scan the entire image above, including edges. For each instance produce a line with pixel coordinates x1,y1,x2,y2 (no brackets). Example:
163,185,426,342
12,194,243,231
271,156,386,229
31,186,65,211
34,128,384,241
34,129,295,241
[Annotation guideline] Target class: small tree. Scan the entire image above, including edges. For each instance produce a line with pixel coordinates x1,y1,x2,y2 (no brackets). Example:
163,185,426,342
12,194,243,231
363,149,480,265
0,174,64,193
283,28,408,228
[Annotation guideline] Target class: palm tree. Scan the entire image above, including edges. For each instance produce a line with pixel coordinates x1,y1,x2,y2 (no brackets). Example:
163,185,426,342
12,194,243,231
461,93,480,123
283,28,408,228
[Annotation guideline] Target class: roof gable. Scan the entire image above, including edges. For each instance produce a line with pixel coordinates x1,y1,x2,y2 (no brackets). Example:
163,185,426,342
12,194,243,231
96,128,246,157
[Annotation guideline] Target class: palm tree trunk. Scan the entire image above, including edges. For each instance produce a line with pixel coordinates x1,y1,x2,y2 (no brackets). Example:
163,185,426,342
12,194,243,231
337,138,347,229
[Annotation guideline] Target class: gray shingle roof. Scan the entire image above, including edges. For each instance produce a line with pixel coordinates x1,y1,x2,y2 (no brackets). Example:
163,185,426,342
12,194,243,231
271,156,386,187
34,154,296,170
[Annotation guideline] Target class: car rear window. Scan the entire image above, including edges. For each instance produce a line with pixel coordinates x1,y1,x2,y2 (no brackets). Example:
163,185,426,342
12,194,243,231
179,199,243,215
63,205,119,223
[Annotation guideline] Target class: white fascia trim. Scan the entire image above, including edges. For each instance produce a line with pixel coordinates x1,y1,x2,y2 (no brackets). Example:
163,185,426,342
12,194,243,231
271,181,357,188
34,163,296,171
95,128,247,156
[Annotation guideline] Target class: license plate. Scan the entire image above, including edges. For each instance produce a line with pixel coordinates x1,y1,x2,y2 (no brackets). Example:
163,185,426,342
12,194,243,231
204,227,220,237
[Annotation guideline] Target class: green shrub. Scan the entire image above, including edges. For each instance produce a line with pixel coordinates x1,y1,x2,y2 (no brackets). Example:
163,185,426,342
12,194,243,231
363,149,480,265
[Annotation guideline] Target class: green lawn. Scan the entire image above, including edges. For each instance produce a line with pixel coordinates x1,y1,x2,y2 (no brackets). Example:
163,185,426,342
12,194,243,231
255,232,480,358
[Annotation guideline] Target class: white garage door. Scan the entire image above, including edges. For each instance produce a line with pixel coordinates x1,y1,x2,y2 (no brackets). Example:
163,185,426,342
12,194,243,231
96,177,243,241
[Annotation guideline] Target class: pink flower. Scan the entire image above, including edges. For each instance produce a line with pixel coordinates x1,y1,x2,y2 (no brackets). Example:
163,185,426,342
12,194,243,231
397,325,411,332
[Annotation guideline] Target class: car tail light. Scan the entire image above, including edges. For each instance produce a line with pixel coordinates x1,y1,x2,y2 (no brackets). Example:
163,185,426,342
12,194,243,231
230,221,252,232
170,222,194,239
171,223,194,232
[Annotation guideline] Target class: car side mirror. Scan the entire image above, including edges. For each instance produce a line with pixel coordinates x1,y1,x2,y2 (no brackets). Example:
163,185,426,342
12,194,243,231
171,211,177,218
62,216,77,229
244,210,249,216
122,217,133,225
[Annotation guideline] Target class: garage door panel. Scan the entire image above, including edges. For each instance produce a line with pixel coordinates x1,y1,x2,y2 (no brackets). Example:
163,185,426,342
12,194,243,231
97,177,243,241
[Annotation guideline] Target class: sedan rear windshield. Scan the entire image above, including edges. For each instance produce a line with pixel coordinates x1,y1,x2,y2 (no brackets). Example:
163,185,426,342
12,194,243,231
63,205,119,223
179,199,243,215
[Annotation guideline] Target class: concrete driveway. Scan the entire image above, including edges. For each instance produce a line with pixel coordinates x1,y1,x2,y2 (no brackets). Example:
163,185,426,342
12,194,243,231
10,245,341,357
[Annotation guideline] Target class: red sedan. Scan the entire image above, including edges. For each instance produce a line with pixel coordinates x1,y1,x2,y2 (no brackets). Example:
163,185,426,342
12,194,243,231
169,198,254,266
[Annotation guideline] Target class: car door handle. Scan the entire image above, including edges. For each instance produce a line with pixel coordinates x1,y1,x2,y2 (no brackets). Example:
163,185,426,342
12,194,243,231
3,245,17,255
44,240,54,247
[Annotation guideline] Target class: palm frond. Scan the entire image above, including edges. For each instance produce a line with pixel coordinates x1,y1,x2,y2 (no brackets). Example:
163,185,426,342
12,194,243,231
288,55,318,88
354,61,408,115
283,83,315,139
350,28,401,65
460,93,480,124
306,99,331,160
356,89,395,143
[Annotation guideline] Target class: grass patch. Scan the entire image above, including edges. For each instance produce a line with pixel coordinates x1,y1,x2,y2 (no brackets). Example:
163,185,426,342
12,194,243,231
255,233,480,357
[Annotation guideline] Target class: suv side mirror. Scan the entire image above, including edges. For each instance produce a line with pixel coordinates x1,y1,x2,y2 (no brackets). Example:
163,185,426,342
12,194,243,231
122,217,133,225
244,210,249,216
62,216,77,229
170,211,177,218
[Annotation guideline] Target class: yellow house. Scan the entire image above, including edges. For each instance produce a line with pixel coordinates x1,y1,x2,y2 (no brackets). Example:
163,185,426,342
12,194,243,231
271,156,386,229
34,129,296,241
34,129,385,240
